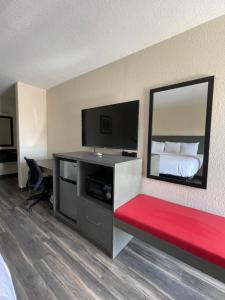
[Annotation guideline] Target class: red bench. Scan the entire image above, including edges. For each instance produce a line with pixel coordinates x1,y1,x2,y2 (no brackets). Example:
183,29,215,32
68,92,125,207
114,194,225,282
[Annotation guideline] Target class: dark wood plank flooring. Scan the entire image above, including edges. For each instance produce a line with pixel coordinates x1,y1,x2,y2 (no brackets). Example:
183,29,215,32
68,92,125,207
0,176,225,300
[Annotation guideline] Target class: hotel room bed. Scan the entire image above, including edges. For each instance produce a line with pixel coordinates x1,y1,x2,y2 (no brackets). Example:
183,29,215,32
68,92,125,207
158,153,203,178
151,137,204,178
0,255,17,300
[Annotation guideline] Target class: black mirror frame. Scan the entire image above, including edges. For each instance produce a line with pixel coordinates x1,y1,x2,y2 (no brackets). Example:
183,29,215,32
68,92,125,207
147,76,214,189
0,115,14,147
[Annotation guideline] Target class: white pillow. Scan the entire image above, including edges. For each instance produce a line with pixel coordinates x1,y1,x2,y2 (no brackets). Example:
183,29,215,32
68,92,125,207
164,142,180,154
151,141,165,154
180,142,199,156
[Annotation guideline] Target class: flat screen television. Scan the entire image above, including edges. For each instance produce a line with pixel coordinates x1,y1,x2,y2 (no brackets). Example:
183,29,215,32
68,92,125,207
0,116,13,147
82,100,139,150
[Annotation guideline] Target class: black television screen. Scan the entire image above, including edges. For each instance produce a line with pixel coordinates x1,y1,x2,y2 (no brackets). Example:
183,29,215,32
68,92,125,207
82,100,139,150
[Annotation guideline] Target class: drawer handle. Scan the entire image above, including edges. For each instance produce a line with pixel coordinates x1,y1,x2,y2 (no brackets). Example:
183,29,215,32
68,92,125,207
86,216,101,227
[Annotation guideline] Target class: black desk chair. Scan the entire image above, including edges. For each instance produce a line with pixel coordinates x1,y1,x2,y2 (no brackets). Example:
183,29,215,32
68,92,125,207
24,157,53,212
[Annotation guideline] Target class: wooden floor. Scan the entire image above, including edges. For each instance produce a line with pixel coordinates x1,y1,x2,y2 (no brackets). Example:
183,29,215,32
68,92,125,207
0,176,225,300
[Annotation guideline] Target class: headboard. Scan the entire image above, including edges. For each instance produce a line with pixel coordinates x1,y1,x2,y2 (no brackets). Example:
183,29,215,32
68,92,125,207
152,135,205,154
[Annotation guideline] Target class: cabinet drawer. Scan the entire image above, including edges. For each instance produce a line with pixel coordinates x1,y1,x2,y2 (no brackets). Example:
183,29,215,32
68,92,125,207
78,197,112,252
59,178,78,221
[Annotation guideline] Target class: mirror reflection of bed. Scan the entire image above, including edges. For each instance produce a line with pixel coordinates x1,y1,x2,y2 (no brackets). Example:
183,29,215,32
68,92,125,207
151,136,204,184
148,76,214,188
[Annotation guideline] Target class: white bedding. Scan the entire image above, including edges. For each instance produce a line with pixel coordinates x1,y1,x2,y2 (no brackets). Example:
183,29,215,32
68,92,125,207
157,153,203,177
0,255,17,300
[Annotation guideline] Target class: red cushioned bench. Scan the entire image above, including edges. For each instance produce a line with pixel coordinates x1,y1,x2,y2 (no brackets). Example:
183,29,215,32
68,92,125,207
114,194,225,283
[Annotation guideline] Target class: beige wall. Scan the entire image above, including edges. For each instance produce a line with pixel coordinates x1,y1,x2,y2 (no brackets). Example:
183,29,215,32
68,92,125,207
16,82,47,187
47,16,225,216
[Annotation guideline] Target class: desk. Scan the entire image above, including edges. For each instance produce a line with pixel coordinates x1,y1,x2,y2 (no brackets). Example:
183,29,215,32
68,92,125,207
37,159,53,175
37,159,53,204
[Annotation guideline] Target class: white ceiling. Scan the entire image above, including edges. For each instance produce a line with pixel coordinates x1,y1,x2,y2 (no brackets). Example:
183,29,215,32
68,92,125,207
0,0,225,95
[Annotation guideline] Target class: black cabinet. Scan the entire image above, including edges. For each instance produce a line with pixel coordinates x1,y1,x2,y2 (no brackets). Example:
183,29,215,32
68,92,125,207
59,178,78,221
78,196,112,253
53,152,142,258
0,149,17,163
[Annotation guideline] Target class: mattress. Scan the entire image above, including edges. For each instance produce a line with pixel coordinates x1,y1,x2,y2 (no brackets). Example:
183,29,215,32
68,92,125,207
157,153,203,178
0,255,17,300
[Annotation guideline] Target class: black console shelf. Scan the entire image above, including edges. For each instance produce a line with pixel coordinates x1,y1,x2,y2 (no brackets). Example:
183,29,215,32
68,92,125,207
53,151,142,258
80,193,113,211
0,149,17,163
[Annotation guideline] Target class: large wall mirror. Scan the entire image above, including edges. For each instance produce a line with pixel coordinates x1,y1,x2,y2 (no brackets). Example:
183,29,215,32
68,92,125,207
147,76,214,189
